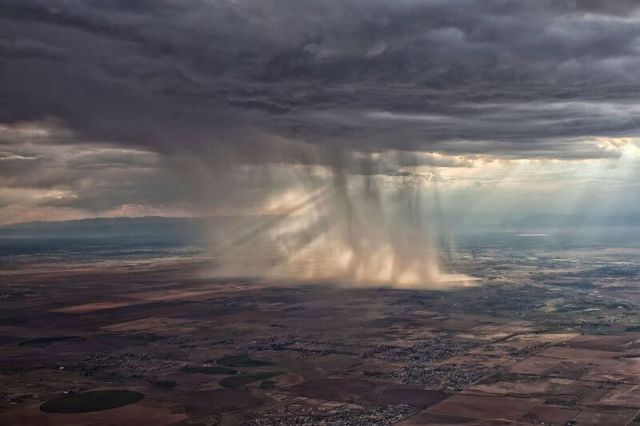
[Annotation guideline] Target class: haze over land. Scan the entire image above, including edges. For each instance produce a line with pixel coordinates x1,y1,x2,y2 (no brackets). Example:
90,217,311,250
2,0,640,284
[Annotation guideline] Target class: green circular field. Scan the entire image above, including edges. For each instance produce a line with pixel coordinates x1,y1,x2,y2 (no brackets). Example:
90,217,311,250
40,390,144,413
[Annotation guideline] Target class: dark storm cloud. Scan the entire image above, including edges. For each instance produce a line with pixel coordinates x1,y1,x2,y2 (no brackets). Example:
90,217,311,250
1,0,640,161
0,38,67,62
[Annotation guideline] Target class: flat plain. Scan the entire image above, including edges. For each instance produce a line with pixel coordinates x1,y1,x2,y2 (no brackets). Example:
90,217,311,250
3,245,640,425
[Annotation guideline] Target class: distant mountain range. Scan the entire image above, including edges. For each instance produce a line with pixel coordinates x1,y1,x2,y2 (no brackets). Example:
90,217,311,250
0,216,197,238
3,213,640,239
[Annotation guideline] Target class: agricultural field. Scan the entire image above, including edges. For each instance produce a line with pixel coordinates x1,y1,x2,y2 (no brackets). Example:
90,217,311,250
3,243,640,424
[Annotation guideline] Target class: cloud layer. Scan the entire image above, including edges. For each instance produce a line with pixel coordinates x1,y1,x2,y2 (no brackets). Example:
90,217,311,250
1,0,640,222
3,1,640,155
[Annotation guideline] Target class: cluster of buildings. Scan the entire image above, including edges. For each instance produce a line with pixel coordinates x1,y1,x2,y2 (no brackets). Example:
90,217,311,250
362,336,479,363
247,403,414,426
249,336,363,357
397,364,494,391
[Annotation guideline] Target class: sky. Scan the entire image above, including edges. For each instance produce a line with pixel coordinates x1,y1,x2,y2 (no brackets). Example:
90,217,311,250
1,0,640,226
